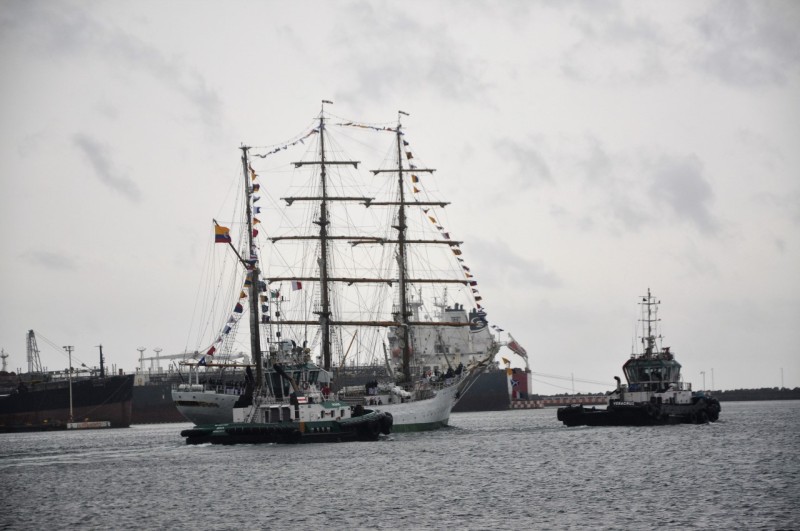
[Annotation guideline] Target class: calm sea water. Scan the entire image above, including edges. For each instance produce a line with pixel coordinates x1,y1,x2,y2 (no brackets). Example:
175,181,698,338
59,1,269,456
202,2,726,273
1,401,798,530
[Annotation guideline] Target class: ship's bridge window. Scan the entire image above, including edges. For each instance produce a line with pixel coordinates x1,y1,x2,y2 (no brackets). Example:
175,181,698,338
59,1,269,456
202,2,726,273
626,365,667,382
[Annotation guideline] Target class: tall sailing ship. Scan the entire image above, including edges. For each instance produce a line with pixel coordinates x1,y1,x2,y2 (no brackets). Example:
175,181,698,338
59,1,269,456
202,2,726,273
173,103,497,431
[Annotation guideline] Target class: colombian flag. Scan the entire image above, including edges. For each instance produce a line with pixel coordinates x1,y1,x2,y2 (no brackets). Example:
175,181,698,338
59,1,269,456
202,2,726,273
215,225,232,243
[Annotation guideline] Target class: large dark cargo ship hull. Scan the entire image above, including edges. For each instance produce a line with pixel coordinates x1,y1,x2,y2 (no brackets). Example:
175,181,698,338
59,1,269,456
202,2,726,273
453,370,510,412
132,383,185,424
0,375,134,432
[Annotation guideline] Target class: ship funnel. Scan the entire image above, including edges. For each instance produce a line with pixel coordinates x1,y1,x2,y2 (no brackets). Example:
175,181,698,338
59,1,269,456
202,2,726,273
614,376,621,391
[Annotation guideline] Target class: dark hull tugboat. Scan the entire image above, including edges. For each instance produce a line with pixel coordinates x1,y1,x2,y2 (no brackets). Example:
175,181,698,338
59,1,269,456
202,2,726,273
182,363,392,445
557,290,721,427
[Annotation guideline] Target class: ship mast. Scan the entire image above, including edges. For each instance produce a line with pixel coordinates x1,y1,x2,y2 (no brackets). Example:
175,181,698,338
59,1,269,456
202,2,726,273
272,105,476,373
394,114,412,383
285,101,361,371
369,111,484,382
317,112,333,372
241,146,264,388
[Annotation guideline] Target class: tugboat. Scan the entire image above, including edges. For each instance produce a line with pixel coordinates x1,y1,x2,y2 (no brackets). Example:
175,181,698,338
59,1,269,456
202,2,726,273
557,290,721,427
182,363,391,445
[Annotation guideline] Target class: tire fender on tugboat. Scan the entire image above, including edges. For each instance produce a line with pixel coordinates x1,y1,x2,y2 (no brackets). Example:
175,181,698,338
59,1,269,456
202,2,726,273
369,420,381,439
380,412,393,435
289,429,302,443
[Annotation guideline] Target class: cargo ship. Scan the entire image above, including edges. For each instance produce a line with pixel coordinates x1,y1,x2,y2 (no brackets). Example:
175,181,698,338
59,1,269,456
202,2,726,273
451,366,510,411
454,327,538,412
130,349,196,424
0,332,134,432
132,375,186,424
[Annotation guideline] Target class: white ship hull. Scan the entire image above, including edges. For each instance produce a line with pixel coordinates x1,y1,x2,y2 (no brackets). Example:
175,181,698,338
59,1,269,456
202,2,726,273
172,382,459,432
172,387,239,425
377,382,459,432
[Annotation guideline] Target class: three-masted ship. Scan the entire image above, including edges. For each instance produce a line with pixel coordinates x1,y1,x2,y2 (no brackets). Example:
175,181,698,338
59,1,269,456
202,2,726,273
174,103,496,432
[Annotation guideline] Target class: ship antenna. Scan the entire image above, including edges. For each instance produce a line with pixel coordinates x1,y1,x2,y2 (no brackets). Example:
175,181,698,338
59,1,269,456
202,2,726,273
63,345,75,421
647,288,653,355
96,344,105,378
27,330,43,373
638,288,659,357
137,347,146,374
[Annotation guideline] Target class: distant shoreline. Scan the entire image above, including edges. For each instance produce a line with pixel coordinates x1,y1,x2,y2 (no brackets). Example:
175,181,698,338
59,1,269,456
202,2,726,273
711,389,800,402
538,388,800,402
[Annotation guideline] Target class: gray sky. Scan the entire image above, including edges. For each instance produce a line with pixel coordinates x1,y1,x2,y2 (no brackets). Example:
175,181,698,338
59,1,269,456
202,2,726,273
1,0,798,392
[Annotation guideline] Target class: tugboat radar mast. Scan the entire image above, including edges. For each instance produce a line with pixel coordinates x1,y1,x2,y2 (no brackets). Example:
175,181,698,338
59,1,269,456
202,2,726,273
639,288,661,358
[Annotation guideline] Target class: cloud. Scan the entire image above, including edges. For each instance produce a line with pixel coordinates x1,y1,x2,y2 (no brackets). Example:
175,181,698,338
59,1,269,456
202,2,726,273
548,137,721,235
495,137,553,188
0,2,221,127
73,134,142,202
22,250,76,271
649,154,719,235
561,5,668,84
556,137,655,233
754,189,800,226
692,0,800,87
334,4,489,104
469,237,561,289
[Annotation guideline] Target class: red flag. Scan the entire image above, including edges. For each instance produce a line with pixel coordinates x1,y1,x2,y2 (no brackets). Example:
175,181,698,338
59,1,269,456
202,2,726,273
508,334,528,358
